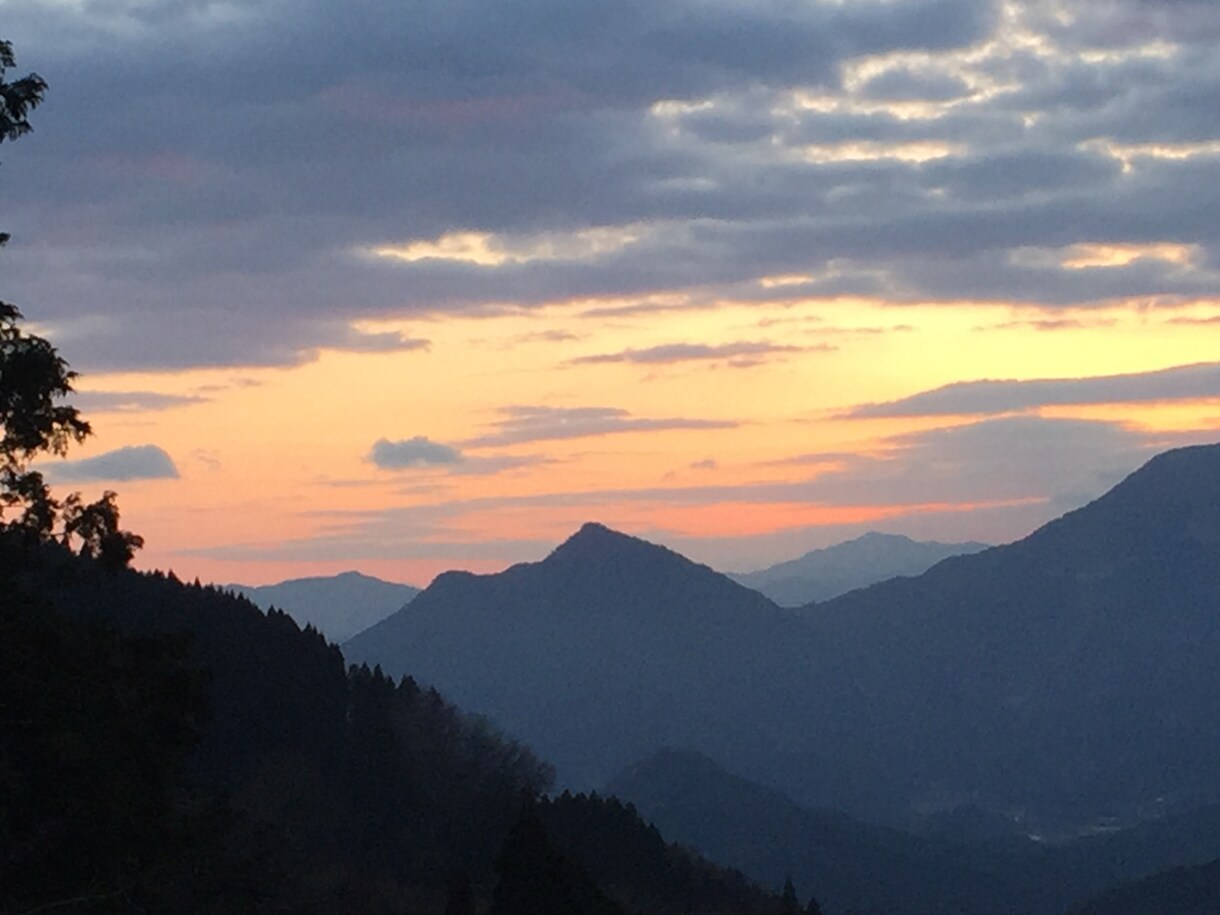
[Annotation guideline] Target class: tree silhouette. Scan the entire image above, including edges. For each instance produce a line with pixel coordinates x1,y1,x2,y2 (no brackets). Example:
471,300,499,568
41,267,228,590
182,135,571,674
0,40,139,564
781,876,801,914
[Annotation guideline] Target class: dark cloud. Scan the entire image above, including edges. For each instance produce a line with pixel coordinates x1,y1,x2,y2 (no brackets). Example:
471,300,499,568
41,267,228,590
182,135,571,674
462,405,737,447
569,340,807,366
369,437,463,469
858,66,973,101
44,445,180,483
4,0,1219,369
849,362,1220,418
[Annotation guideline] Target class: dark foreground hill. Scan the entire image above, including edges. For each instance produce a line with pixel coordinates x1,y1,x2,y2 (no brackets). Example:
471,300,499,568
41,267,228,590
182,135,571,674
347,443,1220,831
730,531,989,606
227,570,420,642
0,533,787,915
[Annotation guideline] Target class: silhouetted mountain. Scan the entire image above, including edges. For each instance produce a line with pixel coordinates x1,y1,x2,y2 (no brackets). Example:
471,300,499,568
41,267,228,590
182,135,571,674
803,442,1220,826
730,532,990,606
346,522,825,795
227,570,419,642
346,443,1220,832
608,749,1220,915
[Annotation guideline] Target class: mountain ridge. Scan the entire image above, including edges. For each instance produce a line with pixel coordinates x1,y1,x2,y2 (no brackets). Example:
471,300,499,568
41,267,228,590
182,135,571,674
730,530,991,605
346,441,1220,829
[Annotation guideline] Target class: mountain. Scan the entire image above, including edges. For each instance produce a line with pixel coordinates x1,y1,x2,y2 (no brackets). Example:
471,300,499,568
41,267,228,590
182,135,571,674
730,531,990,606
346,443,1220,830
801,442,1220,826
345,522,825,795
227,570,419,642
608,749,1220,915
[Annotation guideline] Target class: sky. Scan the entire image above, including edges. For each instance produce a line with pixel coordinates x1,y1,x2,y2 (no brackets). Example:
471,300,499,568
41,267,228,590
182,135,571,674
3,0,1219,586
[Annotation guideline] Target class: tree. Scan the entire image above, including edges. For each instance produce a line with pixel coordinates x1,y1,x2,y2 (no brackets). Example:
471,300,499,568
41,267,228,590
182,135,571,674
1,39,48,247
0,302,91,537
63,489,146,571
781,876,801,915
0,40,140,566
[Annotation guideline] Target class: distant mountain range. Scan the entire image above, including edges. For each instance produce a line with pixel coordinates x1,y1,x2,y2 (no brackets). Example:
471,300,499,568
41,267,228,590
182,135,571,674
227,571,419,643
730,531,990,606
608,748,1220,915
345,443,1220,830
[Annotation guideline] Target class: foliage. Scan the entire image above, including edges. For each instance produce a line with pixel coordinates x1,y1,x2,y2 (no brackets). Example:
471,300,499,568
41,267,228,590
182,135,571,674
63,489,146,570
0,39,47,247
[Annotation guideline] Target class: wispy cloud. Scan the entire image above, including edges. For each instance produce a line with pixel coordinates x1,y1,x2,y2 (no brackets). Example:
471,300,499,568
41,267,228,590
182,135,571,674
462,405,737,447
570,340,811,366
71,390,208,413
848,362,1220,418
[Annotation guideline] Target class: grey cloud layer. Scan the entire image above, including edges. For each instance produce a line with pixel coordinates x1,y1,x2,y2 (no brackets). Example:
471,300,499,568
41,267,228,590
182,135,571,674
4,0,1219,369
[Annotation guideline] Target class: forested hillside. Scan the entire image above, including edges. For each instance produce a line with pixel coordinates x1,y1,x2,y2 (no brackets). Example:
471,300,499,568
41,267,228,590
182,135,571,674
1,533,788,914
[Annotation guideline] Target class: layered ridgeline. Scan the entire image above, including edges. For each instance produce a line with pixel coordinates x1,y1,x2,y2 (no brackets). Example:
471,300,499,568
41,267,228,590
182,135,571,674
2,535,788,915
730,531,989,606
608,748,1220,915
226,570,420,643
346,443,1220,831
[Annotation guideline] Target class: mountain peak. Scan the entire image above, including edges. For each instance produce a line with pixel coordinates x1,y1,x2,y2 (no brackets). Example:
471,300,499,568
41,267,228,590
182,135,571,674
549,521,669,562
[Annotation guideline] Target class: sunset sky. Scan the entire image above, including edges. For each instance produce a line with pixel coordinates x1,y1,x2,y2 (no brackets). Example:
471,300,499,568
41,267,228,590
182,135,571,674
3,0,1219,586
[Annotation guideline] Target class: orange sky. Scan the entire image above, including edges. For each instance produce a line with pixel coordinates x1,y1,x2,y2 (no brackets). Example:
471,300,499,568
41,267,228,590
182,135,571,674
60,293,1220,585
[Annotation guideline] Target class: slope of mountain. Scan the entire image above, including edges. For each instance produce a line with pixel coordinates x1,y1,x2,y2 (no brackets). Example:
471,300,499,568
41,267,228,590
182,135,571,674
608,749,1220,915
730,531,990,606
802,442,1220,826
345,522,833,797
227,570,419,642
345,443,1220,831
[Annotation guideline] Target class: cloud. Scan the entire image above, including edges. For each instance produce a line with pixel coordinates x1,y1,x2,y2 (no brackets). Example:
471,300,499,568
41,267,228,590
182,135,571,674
71,390,207,413
4,0,1219,370
45,445,180,483
569,340,809,366
369,437,463,469
848,362,1220,418
462,405,737,447
334,328,430,354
